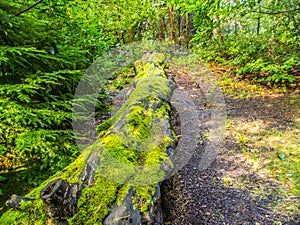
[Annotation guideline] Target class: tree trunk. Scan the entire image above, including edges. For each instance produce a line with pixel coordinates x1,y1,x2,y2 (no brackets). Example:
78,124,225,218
177,11,183,46
2,53,177,225
129,27,133,42
257,0,261,36
169,5,176,45
119,29,125,44
185,13,189,48
159,18,164,40
257,17,260,35
162,16,168,39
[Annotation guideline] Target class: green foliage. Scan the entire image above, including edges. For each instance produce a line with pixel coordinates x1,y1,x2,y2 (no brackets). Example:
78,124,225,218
0,0,113,186
0,0,298,221
15,130,79,183
237,57,297,83
195,34,298,85
0,54,175,224
188,0,299,86
0,176,7,196
0,69,83,184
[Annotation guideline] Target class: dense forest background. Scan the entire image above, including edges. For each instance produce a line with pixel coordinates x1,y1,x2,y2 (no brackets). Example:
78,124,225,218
0,0,299,212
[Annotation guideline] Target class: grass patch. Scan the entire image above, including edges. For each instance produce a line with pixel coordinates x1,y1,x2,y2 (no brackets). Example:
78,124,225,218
225,116,300,214
256,127,300,196
217,62,300,215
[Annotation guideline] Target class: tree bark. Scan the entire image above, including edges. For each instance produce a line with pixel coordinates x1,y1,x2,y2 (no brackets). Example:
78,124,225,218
169,5,176,45
257,0,261,36
162,16,168,39
129,27,133,42
2,53,177,225
185,13,189,48
159,18,164,40
177,11,183,46
257,17,260,36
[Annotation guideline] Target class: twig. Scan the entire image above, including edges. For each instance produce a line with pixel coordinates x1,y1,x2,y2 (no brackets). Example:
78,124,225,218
114,214,130,221
15,0,43,17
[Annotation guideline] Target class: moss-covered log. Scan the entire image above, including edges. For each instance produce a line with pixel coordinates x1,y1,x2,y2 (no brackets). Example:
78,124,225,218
1,52,177,225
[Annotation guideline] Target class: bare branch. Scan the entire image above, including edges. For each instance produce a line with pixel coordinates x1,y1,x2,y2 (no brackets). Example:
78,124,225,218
15,0,43,17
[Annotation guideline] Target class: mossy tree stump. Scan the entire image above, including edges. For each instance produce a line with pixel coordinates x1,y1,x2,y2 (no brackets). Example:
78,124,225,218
1,52,176,225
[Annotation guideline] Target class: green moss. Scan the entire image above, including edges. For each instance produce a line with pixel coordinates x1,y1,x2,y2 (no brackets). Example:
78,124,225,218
0,146,96,224
68,174,120,225
116,185,131,206
107,76,172,131
144,147,168,166
134,53,166,79
133,186,156,213
0,198,48,225
102,133,139,165
54,145,95,183
105,66,135,91
133,77,171,99
96,118,112,136
125,105,152,139
1,53,176,224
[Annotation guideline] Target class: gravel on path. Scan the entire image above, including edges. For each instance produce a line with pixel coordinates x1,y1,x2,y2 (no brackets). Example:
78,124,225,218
161,65,299,225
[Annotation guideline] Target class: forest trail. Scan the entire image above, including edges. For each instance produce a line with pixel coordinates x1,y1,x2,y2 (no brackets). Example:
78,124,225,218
0,57,298,224
1,0,299,223
161,64,300,225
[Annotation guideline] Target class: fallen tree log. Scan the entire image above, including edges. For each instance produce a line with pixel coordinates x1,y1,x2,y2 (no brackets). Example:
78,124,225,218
1,52,177,225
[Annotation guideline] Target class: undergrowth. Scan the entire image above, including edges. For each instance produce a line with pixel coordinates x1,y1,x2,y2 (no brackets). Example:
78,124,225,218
195,35,299,87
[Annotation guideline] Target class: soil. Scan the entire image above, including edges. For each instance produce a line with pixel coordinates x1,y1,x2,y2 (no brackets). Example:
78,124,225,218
161,64,300,225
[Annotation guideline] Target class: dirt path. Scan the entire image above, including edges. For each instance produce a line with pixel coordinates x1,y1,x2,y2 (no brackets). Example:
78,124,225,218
161,65,300,225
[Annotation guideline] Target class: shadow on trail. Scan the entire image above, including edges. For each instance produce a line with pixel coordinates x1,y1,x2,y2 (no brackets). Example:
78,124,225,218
161,86,299,224
225,93,299,131
161,155,300,225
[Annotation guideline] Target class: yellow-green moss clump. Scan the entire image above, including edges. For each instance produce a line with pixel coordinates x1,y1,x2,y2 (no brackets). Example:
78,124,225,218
0,52,176,224
0,146,94,224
